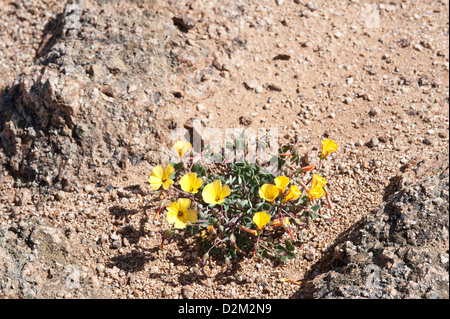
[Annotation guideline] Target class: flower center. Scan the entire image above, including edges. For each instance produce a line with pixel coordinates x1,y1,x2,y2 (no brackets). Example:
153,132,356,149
177,211,184,218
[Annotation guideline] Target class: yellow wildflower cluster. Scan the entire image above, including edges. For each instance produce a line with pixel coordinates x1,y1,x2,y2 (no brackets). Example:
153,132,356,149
147,137,338,267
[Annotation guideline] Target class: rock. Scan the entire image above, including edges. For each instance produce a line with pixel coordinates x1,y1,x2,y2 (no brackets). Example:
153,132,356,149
267,83,282,92
0,221,107,298
239,115,252,126
172,15,196,32
367,137,380,148
418,75,431,86
15,188,33,206
307,2,319,11
296,154,449,299
0,0,173,189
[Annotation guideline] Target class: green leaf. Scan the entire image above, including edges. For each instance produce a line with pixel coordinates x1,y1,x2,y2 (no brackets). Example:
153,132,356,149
311,204,321,212
285,240,295,251
280,255,287,263
274,245,286,252
261,250,268,260
287,251,296,259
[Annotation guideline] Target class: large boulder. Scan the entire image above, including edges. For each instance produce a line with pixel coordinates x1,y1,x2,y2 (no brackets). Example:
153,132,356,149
0,0,178,189
297,153,449,299
0,219,106,298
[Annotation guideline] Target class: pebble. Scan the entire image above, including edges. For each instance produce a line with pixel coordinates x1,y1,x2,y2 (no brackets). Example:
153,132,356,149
150,266,159,273
307,2,319,11
367,137,380,148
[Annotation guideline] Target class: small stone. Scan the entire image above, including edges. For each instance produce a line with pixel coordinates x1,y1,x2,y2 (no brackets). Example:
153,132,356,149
255,85,263,93
418,75,430,86
172,15,196,31
333,30,343,38
307,2,319,11
111,240,121,249
182,287,193,299
101,85,114,97
268,83,282,92
55,191,66,201
15,188,32,206
150,265,159,273
244,80,257,90
239,115,252,126
344,97,352,104
369,107,381,117
367,137,380,148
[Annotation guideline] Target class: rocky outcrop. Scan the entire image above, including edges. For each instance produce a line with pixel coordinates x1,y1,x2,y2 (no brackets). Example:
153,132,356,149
0,0,178,188
0,219,107,298
297,154,449,299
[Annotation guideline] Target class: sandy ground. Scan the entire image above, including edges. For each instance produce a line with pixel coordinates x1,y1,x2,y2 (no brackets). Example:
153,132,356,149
0,0,448,298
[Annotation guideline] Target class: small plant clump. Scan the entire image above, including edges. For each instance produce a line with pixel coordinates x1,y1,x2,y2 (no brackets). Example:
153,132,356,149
148,134,338,269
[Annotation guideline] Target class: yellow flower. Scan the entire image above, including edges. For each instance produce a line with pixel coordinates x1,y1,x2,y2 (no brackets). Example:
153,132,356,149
283,185,302,202
259,184,279,202
173,140,192,158
308,174,327,200
166,198,197,229
179,172,204,194
274,176,290,194
321,139,338,159
311,174,327,188
202,180,231,205
253,212,271,230
148,164,175,190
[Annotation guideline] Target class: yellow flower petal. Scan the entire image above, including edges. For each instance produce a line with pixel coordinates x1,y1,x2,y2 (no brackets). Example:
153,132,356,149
308,184,326,200
179,173,204,194
148,175,163,190
184,209,198,224
259,184,279,202
173,140,192,157
284,185,301,202
311,174,327,188
253,212,271,230
166,199,197,229
174,218,187,229
177,198,191,213
162,178,174,190
202,183,217,205
275,176,290,193
194,177,204,190
202,180,230,205
321,139,338,159
179,174,191,193
166,209,178,224
151,165,165,178
220,184,231,199
164,164,175,178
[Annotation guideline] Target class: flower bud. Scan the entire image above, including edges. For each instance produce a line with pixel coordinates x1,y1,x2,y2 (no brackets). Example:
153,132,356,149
225,257,232,270
230,233,236,245
239,225,258,236
300,164,315,173
207,225,217,235
202,253,209,264
269,217,290,228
